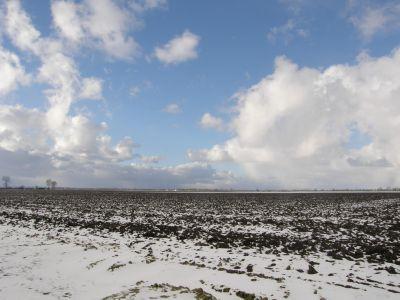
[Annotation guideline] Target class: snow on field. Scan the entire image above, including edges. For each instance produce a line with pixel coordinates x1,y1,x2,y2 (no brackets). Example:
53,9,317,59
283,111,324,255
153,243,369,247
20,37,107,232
1,190,399,299
1,222,399,300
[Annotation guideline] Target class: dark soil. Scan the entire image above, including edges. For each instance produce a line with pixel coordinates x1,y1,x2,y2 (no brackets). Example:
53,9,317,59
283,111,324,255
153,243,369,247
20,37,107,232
0,190,399,265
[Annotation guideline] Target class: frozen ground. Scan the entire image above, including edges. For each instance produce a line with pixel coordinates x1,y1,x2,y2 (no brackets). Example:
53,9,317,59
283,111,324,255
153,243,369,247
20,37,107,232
0,190,399,299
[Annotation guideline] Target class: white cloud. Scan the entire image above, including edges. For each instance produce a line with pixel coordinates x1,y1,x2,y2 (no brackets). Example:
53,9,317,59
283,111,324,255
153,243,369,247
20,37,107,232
0,147,237,189
163,103,181,114
199,113,224,131
187,145,231,163
140,155,161,164
84,0,139,59
154,30,200,64
80,77,103,100
0,1,240,189
129,80,153,97
141,0,167,10
109,136,135,162
348,2,400,40
51,0,141,59
129,85,140,97
0,46,30,96
191,49,400,189
2,0,135,163
0,105,47,152
51,0,84,43
130,0,167,13
267,19,308,44
4,0,42,53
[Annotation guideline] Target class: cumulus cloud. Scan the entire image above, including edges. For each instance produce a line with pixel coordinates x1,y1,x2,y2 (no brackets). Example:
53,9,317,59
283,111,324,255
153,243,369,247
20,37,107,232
51,0,148,59
0,0,238,189
163,103,181,114
199,113,224,131
1,1,135,170
154,30,200,64
348,2,400,40
191,49,400,189
4,0,42,53
51,0,84,43
0,46,30,96
79,77,103,100
0,105,47,152
187,145,231,163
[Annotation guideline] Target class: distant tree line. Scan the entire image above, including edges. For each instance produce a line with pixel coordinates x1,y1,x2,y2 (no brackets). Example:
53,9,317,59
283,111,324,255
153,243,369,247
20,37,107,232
1,176,58,190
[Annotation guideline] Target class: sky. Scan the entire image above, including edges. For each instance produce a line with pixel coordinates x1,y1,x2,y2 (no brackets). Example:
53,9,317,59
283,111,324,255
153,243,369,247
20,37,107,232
1,0,400,189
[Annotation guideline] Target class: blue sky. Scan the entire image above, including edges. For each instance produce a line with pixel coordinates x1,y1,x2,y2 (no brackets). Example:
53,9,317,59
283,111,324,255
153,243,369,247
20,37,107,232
1,0,400,188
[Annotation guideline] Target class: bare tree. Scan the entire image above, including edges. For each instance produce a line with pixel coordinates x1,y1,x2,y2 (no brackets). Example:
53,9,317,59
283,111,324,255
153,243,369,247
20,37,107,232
51,181,57,190
2,176,10,189
46,179,58,190
46,179,52,189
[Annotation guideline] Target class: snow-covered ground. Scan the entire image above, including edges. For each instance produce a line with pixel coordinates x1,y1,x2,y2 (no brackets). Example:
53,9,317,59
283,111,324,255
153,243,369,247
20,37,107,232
1,223,399,299
0,190,399,299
